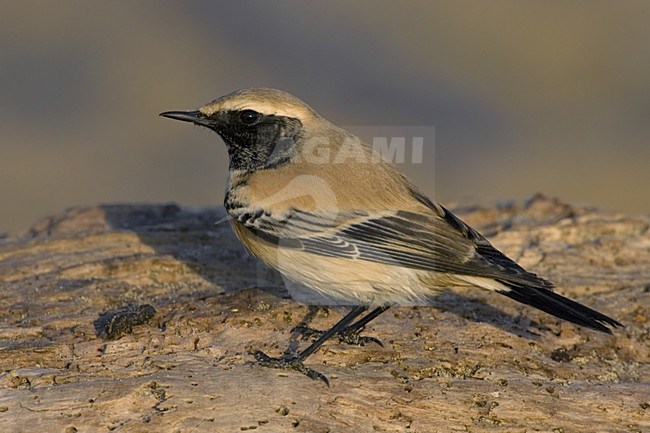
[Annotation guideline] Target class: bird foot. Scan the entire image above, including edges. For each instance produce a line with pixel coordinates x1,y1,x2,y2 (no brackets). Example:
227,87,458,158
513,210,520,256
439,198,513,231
253,350,330,386
292,325,383,347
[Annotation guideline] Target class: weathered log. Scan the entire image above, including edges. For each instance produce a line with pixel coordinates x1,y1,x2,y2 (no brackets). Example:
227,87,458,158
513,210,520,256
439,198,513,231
0,196,648,432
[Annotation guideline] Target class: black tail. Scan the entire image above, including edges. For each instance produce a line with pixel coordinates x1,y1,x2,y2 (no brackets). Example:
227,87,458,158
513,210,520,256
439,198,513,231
496,281,622,334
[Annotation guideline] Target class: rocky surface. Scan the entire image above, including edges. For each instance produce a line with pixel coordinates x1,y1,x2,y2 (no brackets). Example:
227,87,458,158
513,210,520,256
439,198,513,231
0,196,648,432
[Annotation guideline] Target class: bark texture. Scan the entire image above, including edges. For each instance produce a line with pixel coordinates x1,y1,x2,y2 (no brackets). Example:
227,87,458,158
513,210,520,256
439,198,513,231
0,196,648,433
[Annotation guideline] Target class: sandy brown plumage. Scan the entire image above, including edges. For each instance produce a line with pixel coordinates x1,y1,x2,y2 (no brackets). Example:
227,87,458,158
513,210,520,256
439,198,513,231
161,88,621,383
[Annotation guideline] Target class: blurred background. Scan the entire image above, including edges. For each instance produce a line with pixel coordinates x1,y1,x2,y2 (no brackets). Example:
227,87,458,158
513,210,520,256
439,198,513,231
1,1,649,235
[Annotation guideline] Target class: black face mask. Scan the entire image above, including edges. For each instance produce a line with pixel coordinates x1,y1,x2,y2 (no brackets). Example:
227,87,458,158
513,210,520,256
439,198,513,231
211,110,303,171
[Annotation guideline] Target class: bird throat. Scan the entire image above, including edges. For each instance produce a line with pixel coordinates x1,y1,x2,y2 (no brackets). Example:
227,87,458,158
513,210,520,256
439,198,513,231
219,114,303,171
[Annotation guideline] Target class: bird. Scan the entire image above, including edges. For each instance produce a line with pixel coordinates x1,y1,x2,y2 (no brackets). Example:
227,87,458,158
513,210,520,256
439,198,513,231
160,88,622,384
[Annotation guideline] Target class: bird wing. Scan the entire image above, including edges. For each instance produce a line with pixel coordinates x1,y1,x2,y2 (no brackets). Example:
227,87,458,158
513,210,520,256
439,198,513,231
234,201,552,290
233,193,623,333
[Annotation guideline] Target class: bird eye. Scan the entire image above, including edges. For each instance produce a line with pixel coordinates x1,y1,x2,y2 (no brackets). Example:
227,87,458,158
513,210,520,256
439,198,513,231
239,109,261,125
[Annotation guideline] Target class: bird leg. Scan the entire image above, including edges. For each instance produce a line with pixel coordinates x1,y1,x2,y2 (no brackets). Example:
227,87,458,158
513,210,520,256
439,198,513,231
254,306,368,385
292,306,389,347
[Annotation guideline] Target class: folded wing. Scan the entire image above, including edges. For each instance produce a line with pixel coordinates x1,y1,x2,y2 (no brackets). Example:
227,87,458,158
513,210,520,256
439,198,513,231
235,201,621,333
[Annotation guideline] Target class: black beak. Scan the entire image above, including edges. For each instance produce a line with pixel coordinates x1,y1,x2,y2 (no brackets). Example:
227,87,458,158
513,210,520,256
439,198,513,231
159,110,213,127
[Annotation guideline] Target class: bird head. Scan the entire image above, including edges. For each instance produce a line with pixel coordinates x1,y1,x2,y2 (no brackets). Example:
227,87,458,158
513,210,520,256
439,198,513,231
160,88,326,171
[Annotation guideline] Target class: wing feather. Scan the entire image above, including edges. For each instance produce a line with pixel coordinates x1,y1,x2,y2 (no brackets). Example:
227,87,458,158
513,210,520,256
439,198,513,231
234,202,552,290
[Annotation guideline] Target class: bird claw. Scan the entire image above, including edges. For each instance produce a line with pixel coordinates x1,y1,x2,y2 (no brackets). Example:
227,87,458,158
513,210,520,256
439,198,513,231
253,350,330,386
292,325,383,347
